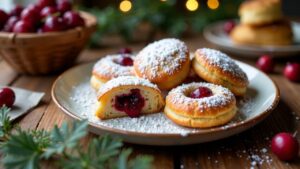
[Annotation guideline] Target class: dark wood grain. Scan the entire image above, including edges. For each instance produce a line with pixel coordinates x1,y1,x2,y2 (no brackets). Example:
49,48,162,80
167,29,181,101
0,35,300,169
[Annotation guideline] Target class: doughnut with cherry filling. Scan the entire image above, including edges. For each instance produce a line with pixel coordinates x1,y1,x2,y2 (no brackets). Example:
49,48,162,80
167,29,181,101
91,54,135,90
164,82,237,128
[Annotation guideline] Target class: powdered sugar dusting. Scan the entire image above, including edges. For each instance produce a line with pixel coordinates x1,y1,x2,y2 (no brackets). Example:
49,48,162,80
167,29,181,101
168,82,235,111
93,54,134,79
97,76,159,98
70,81,254,136
135,38,189,79
197,48,248,82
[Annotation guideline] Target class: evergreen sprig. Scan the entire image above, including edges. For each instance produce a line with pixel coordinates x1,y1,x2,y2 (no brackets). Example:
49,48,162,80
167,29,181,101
0,106,153,169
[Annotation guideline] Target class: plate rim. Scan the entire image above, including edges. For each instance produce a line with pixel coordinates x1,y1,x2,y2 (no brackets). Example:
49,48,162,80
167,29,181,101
51,61,280,138
203,20,300,55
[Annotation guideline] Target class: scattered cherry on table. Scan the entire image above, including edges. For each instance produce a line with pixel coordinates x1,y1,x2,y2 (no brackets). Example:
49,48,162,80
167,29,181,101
0,88,16,108
256,55,275,73
223,20,235,34
271,132,299,161
283,63,300,82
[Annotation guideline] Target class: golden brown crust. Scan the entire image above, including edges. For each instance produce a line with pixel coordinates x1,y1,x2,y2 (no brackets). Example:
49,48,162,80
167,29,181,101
230,21,293,46
192,49,248,96
239,0,282,25
134,38,190,90
164,82,237,128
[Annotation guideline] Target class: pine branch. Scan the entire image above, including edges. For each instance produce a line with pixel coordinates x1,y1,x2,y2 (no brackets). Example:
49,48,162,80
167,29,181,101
0,107,153,169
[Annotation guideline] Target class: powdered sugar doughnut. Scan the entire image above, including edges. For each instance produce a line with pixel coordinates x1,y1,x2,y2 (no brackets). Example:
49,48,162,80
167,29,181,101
165,82,237,128
134,38,190,90
91,54,135,90
192,48,249,96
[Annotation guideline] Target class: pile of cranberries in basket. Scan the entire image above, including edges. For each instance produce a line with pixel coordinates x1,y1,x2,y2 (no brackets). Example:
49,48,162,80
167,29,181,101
0,0,85,33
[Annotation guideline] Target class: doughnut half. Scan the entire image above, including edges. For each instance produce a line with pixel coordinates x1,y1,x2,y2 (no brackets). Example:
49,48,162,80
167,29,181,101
164,82,237,128
95,76,165,120
192,48,248,96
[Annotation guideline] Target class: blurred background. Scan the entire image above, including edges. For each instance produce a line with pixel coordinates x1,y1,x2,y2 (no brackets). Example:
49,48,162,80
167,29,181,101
1,0,300,47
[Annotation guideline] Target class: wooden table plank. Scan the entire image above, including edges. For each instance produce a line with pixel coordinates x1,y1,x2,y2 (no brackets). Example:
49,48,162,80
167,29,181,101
0,61,18,86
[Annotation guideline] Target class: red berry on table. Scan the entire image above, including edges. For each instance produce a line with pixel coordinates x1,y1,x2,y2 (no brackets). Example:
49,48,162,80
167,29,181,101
37,0,56,8
256,55,275,73
190,87,213,99
283,63,300,82
21,7,40,25
0,88,16,108
63,11,85,29
119,48,132,54
3,16,19,32
116,56,133,66
57,0,72,14
0,9,9,29
13,20,35,33
40,6,58,19
271,132,299,161
9,5,24,17
42,16,66,32
224,20,235,34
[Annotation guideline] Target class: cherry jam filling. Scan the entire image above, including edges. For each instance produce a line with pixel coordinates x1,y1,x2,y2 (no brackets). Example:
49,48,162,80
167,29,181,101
114,55,133,66
189,87,213,99
114,89,145,117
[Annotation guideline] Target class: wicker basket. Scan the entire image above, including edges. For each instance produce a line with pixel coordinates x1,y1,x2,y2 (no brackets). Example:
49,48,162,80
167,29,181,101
0,11,97,75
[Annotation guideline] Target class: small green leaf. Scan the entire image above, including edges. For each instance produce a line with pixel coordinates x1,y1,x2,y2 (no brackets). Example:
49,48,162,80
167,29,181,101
0,106,13,138
43,120,88,158
1,130,44,169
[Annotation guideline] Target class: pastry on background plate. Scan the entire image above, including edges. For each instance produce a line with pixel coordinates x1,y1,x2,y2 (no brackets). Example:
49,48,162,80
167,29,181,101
239,0,283,26
134,38,190,90
90,54,135,90
192,48,249,96
95,76,165,120
230,21,293,46
164,82,237,128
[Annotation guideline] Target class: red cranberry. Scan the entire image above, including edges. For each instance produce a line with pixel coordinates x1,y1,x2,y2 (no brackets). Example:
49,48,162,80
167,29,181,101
3,16,19,32
256,55,275,73
0,88,15,108
0,10,9,29
115,55,133,66
9,5,24,17
13,20,35,33
224,20,235,34
21,7,40,25
190,87,213,99
37,0,56,8
114,89,145,117
42,16,66,32
271,132,299,161
63,11,85,29
57,0,72,14
40,6,58,19
119,48,132,54
284,63,300,82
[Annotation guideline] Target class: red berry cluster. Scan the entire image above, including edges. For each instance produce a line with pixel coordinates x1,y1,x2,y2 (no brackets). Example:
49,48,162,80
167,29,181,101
0,0,85,33
256,55,300,82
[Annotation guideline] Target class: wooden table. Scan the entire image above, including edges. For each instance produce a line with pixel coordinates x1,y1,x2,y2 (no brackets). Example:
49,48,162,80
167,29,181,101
1,35,300,169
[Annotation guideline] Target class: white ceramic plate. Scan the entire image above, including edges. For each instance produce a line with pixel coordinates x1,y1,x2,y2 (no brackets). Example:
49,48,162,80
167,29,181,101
52,61,279,146
203,20,300,57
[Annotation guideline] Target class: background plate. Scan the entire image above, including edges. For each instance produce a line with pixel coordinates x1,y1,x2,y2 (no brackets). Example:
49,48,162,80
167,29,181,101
203,21,300,58
52,61,279,146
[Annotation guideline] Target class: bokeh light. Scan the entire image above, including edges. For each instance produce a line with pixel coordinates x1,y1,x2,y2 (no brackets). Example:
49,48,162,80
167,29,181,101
186,0,199,11
119,0,132,12
207,0,219,10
